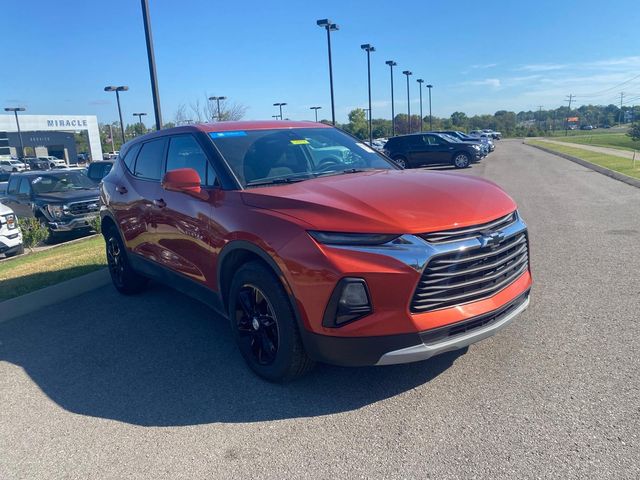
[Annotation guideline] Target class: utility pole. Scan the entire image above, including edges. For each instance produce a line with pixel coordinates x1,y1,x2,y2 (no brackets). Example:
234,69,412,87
564,94,574,136
619,92,625,126
538,105,543,132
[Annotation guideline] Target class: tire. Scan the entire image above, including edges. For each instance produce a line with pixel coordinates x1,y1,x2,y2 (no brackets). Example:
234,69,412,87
393,156,408,169
228,261,315,382
453,152,470,169
104,225,149,295
5,244,24,257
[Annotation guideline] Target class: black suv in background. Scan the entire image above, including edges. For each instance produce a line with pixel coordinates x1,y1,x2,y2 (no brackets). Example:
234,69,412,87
383,132,483,169
4,170,100,241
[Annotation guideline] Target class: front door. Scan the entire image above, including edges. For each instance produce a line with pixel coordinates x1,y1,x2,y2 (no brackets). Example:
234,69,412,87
152,134,220,286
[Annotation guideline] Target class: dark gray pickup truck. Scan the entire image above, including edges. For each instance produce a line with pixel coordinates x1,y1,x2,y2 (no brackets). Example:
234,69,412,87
3,170,100,240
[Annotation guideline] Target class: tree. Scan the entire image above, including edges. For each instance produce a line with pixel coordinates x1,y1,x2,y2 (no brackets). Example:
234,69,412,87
187,94,248,123
628,122,640,142
343,108,368,139
450,111,468,128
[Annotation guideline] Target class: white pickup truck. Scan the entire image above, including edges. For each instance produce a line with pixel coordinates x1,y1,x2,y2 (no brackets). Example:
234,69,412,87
37,156,67,168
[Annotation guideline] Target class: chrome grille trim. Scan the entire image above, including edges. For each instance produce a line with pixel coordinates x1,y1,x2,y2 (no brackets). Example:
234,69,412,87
68,199,100,216
410,213,529,313
419,212,516,244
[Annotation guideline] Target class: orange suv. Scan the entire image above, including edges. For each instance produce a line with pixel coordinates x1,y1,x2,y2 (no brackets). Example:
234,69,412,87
100,121,531,381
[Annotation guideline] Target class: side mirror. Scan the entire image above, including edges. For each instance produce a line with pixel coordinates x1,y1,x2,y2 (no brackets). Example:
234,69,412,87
162,168,201,195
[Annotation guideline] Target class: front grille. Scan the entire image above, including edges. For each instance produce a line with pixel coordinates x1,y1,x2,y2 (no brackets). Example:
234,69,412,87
411,230,529,313
419,212,516,244
68,199,100,216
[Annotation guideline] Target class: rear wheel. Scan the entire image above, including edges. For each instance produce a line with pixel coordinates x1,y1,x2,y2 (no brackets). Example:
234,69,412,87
453,152,470,168
229,261,314,382
104,225,148,294
393,156,408,169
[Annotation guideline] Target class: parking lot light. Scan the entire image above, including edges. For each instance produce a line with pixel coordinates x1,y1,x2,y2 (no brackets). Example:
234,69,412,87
310,106,322,122
427,84,433,130
402,71,412,133
208,96,227,121
360,44,375,144
385,61,397,136
4,107,26,159
273,102,287,120
104,86,129,143
417,79,424,132
317,19,339,125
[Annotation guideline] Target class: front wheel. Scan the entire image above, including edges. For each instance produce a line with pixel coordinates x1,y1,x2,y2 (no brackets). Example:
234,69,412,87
104,226,148,294
229,262,314,382
453,153,470,168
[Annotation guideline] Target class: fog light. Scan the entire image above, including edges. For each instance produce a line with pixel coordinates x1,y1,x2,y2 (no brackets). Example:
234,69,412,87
339,282,369,307
322,278,372,328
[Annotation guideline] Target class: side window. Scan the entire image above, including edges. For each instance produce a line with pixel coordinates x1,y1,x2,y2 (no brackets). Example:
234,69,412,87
122,143,142,172
134,139,165,181
7,176,20,194
18,178,31,195
166,135,216,186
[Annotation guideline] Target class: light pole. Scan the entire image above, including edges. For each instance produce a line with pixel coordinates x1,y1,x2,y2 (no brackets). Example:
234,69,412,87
417,79,424,132
4,107,25,159
427,84,433,130
402,70,412,133
273,102,286,120
385,60,397,136
141,0,163,130
310,106,322,122
133,112,147,136
208,96,227,121
104,85,128,143
360,43,375,144
317,19,339,125
271,115,279,120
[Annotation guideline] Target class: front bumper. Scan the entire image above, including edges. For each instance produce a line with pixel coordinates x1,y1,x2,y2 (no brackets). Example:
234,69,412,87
48,214,97,232
0,231,23,253
302,290,529,366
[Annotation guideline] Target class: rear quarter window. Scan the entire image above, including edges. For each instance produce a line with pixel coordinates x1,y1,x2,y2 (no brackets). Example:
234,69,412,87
122,143,142,173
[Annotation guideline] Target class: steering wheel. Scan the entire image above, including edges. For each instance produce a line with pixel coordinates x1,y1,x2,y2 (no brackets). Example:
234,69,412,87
316,157,342,171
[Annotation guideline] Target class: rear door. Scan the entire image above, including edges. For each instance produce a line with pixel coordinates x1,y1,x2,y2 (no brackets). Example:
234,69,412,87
117,138,167,262
152,134,218,285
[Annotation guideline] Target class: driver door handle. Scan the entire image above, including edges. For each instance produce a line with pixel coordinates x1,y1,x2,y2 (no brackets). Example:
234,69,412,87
153,198,166,209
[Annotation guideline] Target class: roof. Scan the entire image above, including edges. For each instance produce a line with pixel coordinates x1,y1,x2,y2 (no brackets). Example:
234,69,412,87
193,120,330,132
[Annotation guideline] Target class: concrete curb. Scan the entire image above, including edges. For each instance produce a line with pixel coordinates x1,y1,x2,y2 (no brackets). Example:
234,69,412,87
526,142,640,189
0,268,110,324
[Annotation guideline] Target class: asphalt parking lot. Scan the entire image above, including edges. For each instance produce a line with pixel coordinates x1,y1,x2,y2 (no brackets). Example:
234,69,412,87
1,139,639,479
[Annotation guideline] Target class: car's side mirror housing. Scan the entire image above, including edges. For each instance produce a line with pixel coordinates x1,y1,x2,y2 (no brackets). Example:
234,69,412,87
162,168,201,195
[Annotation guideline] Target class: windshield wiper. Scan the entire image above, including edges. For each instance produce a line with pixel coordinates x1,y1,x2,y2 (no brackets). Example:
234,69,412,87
245,176,312,187
315,168,375,178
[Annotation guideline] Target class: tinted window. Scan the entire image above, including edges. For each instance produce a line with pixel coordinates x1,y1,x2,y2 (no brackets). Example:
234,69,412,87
7,176,19,194
29,172,96,194
166,135,215,185
18,178,31,195
134,139,165,180
88,163,113,182
123,143,142,172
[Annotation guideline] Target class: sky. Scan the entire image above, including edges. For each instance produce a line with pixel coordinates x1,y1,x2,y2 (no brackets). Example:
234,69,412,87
1,0,639,126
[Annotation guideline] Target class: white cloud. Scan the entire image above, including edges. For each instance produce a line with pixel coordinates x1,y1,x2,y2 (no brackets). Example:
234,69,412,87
460,78,502,88
518,63,567,72
471,63,498,69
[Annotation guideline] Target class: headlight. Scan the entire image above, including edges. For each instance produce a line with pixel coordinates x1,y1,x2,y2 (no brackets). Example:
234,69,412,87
47,204,65,218
1,214,17,229
308,231,400,246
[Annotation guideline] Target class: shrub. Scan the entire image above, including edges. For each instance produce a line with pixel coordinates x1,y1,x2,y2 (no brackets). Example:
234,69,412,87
628,122,640,142
19,217,49,251
89,215,101,234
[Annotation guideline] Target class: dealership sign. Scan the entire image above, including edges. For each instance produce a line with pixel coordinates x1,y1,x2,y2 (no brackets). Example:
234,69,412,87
47,119,89,128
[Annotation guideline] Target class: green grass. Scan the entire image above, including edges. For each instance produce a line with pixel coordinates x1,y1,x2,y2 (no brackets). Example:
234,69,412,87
527,140,640,181
543,132,640,152
0,236,106,301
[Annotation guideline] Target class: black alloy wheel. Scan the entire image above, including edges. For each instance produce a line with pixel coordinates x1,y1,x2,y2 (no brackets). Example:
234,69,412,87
234,285,280,366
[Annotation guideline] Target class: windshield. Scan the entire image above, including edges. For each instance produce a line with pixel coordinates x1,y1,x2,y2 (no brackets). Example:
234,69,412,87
29,172,97,194
209,127,396,187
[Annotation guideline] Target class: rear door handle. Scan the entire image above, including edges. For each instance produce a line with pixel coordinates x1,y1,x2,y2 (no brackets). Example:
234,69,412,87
153,198,166,209
115,186,127,194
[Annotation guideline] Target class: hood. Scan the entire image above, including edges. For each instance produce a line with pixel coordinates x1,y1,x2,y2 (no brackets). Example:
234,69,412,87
241,169,516,234
35,189,100,204
0,202,14,215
